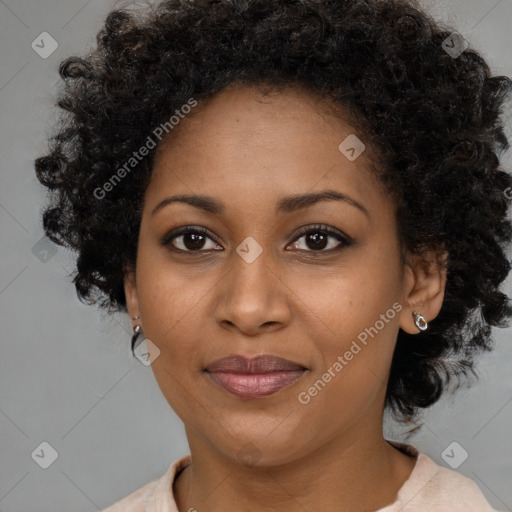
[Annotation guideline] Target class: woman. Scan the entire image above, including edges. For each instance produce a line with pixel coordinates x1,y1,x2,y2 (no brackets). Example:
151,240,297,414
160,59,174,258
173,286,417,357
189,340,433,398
34,0,512,510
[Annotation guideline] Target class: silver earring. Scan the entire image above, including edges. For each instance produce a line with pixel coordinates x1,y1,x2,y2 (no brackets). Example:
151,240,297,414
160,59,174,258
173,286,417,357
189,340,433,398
131,316,143,355
412,311,428,332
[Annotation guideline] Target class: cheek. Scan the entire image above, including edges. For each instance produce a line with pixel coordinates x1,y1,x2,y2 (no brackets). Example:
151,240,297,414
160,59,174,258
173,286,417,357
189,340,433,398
135,237,210,334
296,281,401,428
135,257,210,415
305,246,403,388
303,251,402,344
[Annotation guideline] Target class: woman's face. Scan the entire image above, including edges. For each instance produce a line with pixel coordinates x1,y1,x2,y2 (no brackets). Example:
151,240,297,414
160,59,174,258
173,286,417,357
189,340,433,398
125,84,442,465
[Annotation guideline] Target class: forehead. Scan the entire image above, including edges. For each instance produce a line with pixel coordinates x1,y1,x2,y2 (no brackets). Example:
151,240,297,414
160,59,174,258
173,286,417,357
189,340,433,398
145,83,391,220
154,83,363,157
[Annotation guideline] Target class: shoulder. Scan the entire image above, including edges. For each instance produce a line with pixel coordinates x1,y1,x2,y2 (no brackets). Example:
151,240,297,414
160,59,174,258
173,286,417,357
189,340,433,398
411,455,498,511
100,454,191,512
382,442,500,512
100,481,155,512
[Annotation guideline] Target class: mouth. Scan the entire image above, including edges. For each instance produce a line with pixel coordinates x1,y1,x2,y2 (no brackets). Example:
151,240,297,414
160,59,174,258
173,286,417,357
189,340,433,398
204,354,308,399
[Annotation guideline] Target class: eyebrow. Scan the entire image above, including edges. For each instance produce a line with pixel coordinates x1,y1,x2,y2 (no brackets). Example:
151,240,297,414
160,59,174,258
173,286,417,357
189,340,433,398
151,189,370,219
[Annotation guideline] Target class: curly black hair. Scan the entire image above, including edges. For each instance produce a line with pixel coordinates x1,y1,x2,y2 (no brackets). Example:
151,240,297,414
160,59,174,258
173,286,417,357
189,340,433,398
34,0,512,428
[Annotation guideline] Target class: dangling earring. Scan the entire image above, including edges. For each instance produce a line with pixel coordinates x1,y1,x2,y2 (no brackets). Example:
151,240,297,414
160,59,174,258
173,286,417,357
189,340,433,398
131,315,143,356
412,311,428,332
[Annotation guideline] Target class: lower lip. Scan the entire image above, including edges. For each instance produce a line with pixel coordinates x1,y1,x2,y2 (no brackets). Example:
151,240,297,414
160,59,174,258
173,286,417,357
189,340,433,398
206,370,306,399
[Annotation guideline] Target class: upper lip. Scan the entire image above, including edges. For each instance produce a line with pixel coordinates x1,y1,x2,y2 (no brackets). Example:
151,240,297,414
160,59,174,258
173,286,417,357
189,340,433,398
205,354,306,374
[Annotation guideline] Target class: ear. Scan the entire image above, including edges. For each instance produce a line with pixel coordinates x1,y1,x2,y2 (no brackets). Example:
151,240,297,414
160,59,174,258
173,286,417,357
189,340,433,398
399,247,448,334
124,269,141,323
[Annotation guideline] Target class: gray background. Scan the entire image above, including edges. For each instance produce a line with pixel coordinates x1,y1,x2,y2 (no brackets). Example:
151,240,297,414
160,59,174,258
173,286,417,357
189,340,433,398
0,0,511,510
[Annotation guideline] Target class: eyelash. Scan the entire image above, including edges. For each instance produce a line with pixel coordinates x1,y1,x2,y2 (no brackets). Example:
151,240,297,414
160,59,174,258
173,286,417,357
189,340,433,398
160,224,353,255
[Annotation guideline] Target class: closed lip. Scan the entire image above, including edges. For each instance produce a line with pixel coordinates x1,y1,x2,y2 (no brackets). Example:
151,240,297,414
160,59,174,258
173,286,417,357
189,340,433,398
205,354,307,374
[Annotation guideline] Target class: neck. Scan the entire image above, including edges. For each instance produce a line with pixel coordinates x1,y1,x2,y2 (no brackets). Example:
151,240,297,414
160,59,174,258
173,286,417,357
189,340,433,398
173,425,417,512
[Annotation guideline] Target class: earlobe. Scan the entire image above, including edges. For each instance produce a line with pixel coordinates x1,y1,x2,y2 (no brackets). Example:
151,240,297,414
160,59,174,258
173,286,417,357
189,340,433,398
399,249,448,334
412,311,428,332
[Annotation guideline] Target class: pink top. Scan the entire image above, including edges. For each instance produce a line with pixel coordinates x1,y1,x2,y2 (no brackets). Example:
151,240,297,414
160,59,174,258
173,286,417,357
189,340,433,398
100,441,500,512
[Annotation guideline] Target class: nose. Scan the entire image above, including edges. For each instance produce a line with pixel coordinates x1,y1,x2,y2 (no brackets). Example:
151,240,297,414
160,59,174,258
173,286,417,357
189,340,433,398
213,248,292,336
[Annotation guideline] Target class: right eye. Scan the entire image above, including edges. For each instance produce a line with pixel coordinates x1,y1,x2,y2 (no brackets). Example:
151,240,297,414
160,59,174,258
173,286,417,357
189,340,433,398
160,226,224,252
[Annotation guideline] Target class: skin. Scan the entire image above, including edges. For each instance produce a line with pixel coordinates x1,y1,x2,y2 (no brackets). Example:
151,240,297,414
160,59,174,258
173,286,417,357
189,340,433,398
124,83,447,512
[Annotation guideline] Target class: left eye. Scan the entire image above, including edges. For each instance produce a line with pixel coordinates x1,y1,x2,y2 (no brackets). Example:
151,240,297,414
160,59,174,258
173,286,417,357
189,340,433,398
288,226,352,252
